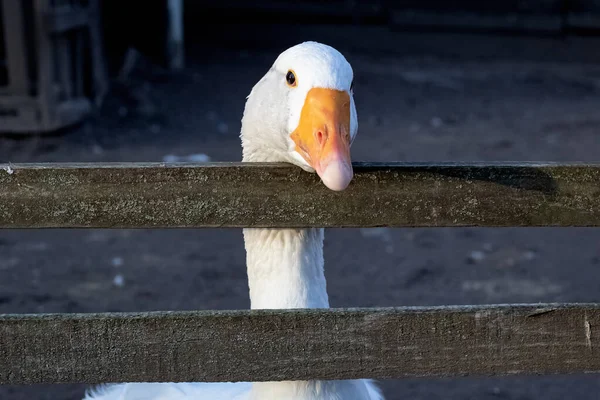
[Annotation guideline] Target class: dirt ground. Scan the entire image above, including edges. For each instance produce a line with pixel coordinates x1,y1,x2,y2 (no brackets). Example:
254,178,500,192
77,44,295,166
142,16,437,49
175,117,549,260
2,24,600,399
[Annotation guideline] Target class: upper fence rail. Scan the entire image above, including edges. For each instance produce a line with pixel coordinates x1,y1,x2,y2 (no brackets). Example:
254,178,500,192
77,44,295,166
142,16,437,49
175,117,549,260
1,162,600,228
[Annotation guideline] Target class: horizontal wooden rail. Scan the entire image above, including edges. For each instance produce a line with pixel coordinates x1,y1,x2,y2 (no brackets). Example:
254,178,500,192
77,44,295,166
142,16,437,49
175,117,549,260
0,304,598,384
2,162,600,228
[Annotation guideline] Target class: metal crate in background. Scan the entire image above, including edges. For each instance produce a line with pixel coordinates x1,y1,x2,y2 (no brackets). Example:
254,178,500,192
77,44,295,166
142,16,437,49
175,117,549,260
0,0,107,134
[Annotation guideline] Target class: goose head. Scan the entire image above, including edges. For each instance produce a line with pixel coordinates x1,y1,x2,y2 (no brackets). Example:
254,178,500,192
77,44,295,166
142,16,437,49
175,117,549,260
241,41,357,191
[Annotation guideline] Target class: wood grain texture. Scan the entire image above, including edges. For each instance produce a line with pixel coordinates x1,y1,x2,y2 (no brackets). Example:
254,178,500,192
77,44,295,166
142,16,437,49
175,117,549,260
386,0,565,13
0,304,598,384
1,0,29,95
46,7,90,33
1,162,600,228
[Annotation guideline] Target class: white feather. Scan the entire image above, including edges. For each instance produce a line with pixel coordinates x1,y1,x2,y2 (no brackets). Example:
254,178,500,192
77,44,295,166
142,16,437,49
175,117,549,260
84,380,383,400
83,42,382,400
84,383,251,400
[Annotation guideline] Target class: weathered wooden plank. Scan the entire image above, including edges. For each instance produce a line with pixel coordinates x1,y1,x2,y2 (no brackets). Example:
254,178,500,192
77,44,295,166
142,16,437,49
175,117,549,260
88,0,108,107
1,0,29,95
1,162,600,228
0,304,598,384
166,0,184,70
45,7,90,33
390,10,563,33
56,35,73,99
387,0,566,33
33,0,55,130
387,0,565,13
195,0,385,19
569,0,600,13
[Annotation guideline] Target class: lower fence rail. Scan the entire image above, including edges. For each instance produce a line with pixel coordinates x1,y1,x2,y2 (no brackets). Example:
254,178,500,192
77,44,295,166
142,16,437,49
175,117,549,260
1,304,599,384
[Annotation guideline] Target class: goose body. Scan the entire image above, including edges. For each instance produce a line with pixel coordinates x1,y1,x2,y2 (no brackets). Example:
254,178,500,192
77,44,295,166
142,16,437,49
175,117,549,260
86,380,382,400
84,42,384,400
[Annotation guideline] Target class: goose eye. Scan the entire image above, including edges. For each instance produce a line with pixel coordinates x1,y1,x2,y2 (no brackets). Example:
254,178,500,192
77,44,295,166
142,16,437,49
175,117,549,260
286,70,297,87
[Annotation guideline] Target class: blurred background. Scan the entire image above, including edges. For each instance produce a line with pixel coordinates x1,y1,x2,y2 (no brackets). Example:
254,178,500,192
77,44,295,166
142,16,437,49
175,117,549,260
2,1,600,399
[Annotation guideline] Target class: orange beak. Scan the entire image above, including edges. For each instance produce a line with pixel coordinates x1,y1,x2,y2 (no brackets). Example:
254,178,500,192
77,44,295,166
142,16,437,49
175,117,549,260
290,88,353,191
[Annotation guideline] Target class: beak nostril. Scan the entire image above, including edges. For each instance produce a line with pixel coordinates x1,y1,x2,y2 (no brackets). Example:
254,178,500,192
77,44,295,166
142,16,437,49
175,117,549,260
316,130,326,146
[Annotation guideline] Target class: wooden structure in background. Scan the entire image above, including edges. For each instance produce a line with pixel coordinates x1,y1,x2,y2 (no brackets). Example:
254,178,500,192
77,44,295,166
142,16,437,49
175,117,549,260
387,0,600,33
166,0,184,70
0,0,107,134
0,162,599,385
195,0,600,32
567,0,600,29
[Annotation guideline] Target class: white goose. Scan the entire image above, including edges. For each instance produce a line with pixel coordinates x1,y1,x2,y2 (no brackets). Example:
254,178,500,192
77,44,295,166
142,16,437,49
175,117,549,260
84,41,384,400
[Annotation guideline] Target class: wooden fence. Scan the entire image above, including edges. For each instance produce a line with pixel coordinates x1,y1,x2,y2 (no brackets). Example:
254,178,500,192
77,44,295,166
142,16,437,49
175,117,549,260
0,162,599,385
